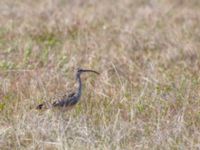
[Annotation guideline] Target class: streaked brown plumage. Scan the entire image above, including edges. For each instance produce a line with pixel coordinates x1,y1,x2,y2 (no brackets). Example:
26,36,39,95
36,68,99,110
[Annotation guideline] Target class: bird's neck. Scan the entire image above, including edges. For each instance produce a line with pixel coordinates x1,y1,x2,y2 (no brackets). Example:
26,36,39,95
75,75,82,97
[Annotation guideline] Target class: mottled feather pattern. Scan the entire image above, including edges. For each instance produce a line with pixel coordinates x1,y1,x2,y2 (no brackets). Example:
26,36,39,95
36,68,99,110
36,91,75,109
52,92,77,107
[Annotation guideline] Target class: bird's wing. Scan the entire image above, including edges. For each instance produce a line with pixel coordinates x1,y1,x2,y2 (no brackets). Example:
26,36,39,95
36,89,76,110
67,92,76,98
52,92,76,107
55,91,75,101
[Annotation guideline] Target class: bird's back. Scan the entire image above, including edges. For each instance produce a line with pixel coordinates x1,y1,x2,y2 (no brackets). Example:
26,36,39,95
52,92,79,107
36,91,80,110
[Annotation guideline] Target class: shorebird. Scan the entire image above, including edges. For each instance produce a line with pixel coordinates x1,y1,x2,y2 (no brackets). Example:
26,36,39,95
36,68,99,110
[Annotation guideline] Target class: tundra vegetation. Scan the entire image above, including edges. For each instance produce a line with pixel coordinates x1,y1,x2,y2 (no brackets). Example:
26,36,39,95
0,0,200,149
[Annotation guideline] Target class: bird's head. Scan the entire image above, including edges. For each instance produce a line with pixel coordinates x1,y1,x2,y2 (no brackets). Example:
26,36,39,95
76,68,100,79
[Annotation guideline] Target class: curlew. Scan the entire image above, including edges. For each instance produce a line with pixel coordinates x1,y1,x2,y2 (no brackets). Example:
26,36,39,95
36,68,99,110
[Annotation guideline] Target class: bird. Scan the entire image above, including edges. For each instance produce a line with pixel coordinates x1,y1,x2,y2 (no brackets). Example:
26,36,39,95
36,68,100,110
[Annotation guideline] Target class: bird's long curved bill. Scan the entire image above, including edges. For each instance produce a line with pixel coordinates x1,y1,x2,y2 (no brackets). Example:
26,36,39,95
82,69,100,74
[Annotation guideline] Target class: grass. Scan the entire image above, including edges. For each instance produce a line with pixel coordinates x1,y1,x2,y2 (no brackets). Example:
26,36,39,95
0,0,200,149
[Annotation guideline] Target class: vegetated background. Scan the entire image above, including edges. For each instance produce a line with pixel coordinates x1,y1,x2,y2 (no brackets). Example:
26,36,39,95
0,0,200,149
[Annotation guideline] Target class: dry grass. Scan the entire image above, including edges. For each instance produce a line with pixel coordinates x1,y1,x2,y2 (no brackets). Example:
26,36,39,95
0,0,200,149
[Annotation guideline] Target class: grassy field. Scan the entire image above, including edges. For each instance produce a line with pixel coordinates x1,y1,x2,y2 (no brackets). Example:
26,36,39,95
0,0,200,149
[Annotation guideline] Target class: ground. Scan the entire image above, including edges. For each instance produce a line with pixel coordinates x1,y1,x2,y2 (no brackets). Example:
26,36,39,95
0,0,200,149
